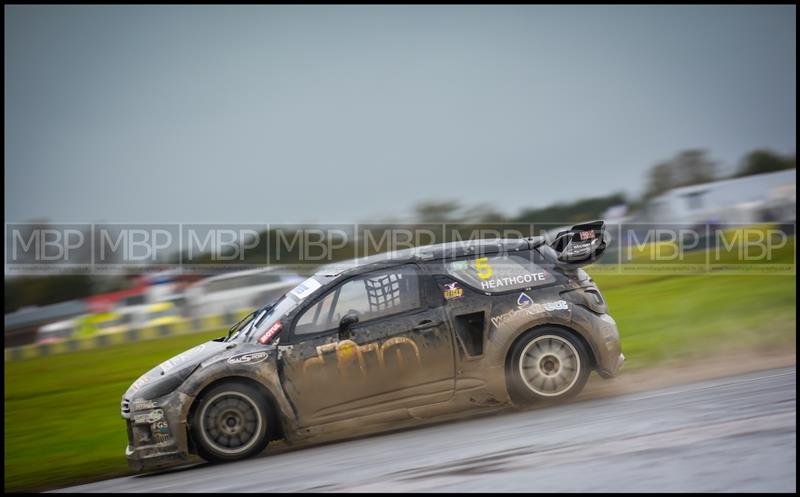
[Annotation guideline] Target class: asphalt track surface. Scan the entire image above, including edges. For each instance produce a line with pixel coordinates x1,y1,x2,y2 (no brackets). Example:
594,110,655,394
58,366,796,493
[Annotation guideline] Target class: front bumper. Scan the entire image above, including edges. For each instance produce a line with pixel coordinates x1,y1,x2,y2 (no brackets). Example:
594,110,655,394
122,390,194,471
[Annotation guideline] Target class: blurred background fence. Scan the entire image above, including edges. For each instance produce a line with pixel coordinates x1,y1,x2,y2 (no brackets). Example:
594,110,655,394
5,165,796,360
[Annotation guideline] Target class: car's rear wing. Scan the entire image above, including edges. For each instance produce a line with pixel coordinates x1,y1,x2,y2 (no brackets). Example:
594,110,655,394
548,220,607,267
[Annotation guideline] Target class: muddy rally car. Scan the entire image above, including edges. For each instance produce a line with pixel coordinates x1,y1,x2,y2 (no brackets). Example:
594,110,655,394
122,221,623,471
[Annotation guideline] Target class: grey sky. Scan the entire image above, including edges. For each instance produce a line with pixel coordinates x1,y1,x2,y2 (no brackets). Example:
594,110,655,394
4,5,796,223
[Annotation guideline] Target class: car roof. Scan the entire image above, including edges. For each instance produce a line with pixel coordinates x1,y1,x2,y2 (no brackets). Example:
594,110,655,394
315,236,546,278
195,267,280,284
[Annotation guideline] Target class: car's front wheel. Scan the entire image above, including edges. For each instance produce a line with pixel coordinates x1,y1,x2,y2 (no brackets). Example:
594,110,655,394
190,382,271,463
507,327,590,405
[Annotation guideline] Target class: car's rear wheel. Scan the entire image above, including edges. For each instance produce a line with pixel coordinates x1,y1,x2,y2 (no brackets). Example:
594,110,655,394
190,382,270,463
507,327,590,405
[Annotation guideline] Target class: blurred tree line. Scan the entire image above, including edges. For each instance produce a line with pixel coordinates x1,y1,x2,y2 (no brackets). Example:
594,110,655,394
418,148,795,225
644,148,795,198
732,149,795,179
6,275,91,313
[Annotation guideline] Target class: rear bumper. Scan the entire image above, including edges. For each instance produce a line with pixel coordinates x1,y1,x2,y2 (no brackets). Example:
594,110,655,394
601,352,625,378
573,310,623,378
594,313,623,378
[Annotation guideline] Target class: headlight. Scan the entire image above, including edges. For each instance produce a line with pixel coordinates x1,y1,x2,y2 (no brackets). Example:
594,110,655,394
134,364,199,400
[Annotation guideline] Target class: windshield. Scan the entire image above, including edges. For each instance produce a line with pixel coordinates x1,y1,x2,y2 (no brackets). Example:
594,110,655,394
225,276,326,343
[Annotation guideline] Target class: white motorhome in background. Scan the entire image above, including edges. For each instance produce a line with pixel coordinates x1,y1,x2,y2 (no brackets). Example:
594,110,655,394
36,318,78,344
641,169,796,225
186,267,304,318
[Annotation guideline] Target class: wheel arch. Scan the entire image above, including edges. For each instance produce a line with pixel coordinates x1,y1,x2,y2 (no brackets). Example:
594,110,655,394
187,376,285,447
503,323,598,373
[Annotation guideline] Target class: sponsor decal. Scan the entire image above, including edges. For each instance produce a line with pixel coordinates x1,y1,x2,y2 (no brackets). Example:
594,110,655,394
566,240,593,256
133,409,164,424
227,351,269,365
290,278,322,300
543,300,569,311
475,257,493,280
460,257,552,291
479,271,549,291
579,230,596,241
154,433,170,443
303,337,421,377
151,420,169,433
132,399,158,411
442,281,464,300
490,293,570,328
448,260,469,272
258,321,282,345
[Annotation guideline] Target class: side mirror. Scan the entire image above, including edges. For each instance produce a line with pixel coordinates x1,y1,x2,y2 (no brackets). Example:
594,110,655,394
339,311,359,339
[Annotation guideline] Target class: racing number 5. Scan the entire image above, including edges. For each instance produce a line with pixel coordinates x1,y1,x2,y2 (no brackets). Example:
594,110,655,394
475,257,493,280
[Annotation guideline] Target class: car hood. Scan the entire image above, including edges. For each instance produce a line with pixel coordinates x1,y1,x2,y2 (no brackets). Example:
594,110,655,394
124,340,229,400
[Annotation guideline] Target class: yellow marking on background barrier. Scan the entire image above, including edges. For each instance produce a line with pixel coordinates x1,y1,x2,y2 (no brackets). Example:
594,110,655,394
4,308,254,362
141,326,158,340
203,315,220,329
50,341,67,355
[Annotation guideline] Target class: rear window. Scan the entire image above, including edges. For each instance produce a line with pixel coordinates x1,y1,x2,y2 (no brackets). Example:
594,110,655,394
445,252,556,293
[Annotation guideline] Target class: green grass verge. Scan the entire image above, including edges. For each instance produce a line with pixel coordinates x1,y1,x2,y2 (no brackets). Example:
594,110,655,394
4,329,226,492
596,273,796,369
5,270,797,491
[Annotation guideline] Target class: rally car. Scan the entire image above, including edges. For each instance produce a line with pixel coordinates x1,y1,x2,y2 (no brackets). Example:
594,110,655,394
121,221,623,471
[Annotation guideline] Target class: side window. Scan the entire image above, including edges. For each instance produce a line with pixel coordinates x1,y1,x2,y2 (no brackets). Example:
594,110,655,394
332,278,372,319
445,251,556,293
336,265,421,321
294,291,336,336
294,265,421,335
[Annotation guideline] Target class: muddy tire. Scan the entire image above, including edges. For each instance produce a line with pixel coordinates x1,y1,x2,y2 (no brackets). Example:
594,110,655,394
507,327,590,406
190,382,270,463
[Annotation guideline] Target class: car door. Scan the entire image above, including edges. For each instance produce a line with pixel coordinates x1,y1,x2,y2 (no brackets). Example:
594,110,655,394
279,264,456,426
